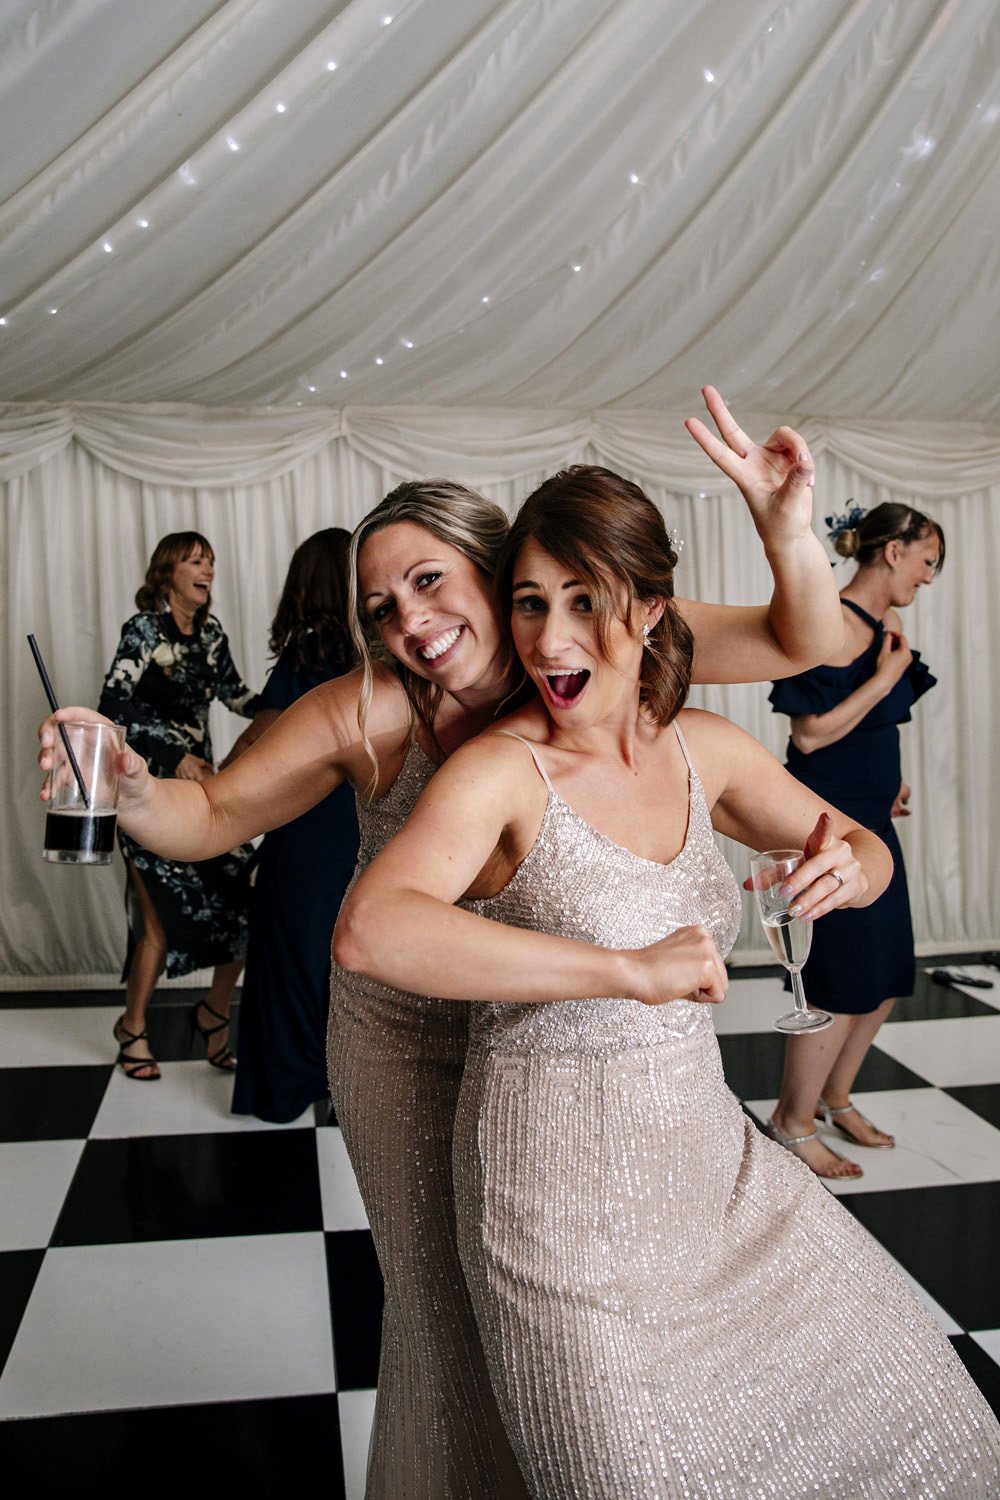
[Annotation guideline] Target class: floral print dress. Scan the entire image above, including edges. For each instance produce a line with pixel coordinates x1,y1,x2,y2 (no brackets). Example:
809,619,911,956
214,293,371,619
99,610,260,978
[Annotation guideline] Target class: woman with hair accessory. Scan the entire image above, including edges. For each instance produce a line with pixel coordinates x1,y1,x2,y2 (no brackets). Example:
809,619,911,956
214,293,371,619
97,532,260,1080
43,389,843,1498
335,469,998,1500
766,500,944,1178
229,529,360,1124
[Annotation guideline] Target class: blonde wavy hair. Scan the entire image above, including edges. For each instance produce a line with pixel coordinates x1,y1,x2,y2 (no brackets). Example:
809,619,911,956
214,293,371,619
347,480,511,795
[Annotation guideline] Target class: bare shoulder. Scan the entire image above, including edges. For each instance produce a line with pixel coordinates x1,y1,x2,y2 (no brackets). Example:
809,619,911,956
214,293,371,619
883,607,904,633
676,707,769,801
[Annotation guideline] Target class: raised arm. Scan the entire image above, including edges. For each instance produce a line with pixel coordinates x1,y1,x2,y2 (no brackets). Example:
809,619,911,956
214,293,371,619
40,670,379,861
334,734,727,1008
790,628,912,754
678,386,843,683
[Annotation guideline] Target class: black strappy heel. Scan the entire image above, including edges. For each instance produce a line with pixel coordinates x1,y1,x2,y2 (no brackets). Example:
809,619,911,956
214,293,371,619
113,1015,161,1081
189,998,237,1071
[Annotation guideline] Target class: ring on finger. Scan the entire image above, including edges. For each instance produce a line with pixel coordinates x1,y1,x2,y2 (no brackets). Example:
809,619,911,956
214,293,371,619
830,868,846,889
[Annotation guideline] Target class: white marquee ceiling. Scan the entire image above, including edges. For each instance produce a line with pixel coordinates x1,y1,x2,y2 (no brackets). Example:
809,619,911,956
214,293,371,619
1,0,999,419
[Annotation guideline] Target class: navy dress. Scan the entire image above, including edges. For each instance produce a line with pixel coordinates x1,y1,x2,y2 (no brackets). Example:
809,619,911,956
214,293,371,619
768,599,935,1014
232,651,360,1123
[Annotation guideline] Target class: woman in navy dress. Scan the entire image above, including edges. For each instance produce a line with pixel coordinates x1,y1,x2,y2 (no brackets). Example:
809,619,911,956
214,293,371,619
230,529,360,1123
767,502,943,1178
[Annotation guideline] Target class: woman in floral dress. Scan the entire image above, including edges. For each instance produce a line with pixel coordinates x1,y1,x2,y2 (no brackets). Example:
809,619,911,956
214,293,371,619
98,532,259,1079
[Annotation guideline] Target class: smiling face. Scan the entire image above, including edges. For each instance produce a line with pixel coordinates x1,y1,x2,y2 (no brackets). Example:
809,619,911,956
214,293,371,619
357,520,507,700
168,544,214,616
510,538,662,728
888,531,941,607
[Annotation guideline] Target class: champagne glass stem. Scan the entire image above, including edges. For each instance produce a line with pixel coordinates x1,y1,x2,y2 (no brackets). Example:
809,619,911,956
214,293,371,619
789,966,810,1015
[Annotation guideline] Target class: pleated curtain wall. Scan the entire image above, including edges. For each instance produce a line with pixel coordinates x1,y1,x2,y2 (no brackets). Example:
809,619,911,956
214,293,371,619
2,402,997,981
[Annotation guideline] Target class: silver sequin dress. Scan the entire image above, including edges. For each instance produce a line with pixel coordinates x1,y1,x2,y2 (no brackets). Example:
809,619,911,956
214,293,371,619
457,725,1000,1500
327,740,528,1499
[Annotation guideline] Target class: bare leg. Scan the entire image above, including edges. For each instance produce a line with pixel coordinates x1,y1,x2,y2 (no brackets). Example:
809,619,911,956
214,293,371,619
770,1014,862,1178
117,864,167,1079
194,959,243,1067
820,998,896,1146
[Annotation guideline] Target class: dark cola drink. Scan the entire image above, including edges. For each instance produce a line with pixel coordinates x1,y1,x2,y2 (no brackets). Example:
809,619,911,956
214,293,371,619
43,809,117,865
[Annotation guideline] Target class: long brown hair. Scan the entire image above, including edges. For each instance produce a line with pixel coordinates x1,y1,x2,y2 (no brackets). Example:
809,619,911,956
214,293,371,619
834,502,945,573
270,528,354,674
497,466,694,727
135,532,214,625
348,480,512,792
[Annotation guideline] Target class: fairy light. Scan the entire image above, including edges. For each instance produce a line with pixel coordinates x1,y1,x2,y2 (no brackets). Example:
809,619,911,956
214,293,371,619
226,136,240,152
374,356,384,365
481,295,490,303
401,337,414,349
48,307,58,315
137,217,150,229
306,383,317,393
0,317,7,326
179,163,197,186
703,68,715,83
629,172,640,185
102,241,113,253
275,102,287,114
326,60,337,71
571,263,582,272
340,369,348,378
382,14,393,23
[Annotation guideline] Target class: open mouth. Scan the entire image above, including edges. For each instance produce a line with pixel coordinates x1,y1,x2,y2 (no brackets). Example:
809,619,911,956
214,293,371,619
541,669,591,706
417,625,463,662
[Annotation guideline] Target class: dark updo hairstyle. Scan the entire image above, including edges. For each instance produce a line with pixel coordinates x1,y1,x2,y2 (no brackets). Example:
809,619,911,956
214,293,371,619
135,531,214,624
498,465,694,728
834,502,945,573
270,528,355,675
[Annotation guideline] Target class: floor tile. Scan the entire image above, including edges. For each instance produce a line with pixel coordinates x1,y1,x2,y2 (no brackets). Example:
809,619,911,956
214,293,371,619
90,1059,312,1139
744,1089,1000,1194
0,1251,44,1378
52,1130,323,1245
0,1066,111,1142
0,1233,335,1418
317,1127,370,1232
972,1329,1000,1365
0,1140,85,1251
0,1007,122,1067
0,1393,345,1492
880,1252,962,1336
718,1030,931,1103
712,975,788,1034
338,1387,377,1499
326,1231,384,1392
945,1084,1000,1133
891,983,997,1022
843,1183,1000,1331
921,964,1000,1012
875,1016,1000,1088
950,1336,1000,1418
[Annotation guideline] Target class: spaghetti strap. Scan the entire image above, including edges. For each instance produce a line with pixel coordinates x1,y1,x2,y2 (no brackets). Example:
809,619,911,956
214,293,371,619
492,730,555,795
672,719,694,772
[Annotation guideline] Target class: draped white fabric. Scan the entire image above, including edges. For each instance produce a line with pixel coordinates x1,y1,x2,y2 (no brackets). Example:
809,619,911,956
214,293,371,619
2,0,1000,416
3,408,997,980
2,0,999,977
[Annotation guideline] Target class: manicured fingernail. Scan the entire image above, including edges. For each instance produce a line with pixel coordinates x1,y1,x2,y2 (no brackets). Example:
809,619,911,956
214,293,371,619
788,903,802,916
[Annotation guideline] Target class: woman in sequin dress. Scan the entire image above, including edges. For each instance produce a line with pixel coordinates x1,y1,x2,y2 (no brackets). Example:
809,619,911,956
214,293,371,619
42,391,847,1497
336,468,1000,1500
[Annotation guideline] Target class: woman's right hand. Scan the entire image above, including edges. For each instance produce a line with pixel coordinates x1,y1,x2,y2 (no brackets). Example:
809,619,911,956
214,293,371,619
629,924,728,1007
38,707,151,807
874,629,913,686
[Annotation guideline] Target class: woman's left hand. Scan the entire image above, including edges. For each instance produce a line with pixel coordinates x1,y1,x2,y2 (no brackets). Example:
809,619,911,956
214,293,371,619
741,812,867,919
685,386,815,546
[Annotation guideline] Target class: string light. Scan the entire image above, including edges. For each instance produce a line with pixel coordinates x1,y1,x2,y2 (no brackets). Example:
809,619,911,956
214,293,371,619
102,241,113,253
179,163,197,186
48,307,58,315
374,356,384,365
306,383,317,393
0,317,7,326
481,295,490,303
401,337,414,348
629,172,640,185
340,369,348,378
136,218,150,229
703,68,716,83
275,102,287,114
226,136,240,152
382,15,393,24
326,59,338,71
571,263,582,272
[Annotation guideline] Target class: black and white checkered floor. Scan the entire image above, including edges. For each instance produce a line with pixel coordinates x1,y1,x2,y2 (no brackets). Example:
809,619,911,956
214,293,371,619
2,959,999,1492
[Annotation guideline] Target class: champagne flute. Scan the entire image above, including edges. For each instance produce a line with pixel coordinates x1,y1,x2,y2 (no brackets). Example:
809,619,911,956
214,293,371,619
749,849,833,1034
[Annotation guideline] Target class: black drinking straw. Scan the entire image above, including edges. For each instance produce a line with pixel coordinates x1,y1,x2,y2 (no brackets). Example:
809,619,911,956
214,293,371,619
27,634,91,809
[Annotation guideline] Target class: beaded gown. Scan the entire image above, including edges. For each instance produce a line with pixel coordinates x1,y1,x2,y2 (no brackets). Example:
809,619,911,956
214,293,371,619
327,740,528,1499
456,724,1000,1500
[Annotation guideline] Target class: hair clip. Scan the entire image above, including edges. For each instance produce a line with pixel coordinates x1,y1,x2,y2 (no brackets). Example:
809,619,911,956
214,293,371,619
824,501,866,544
668,526,685,556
